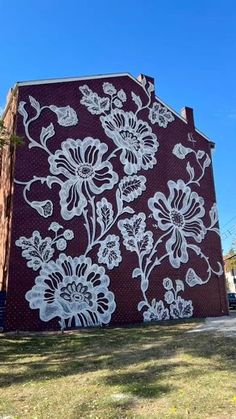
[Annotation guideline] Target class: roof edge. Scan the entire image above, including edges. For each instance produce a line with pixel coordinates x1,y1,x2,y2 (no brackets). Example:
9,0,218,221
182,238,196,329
17,72,134,86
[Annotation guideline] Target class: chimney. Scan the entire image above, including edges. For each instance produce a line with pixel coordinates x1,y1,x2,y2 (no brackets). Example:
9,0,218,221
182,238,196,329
181,106,195,129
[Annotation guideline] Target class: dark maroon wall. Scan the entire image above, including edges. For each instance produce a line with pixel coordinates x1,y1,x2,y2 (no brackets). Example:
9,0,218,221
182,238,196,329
5,74,228,331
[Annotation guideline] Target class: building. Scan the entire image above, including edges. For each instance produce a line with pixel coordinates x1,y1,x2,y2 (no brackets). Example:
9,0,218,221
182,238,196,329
224,254,236,292
0,72,228,331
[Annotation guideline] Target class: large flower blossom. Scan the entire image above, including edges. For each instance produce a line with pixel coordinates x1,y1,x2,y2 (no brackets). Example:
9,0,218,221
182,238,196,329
100,109,158,175
48,137,118,220
25,254,116,328
148,180,206,268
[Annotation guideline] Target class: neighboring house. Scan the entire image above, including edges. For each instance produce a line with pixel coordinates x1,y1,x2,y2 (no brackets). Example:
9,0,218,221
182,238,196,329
0,72,228,331
224,254,236,292
225,270,236,292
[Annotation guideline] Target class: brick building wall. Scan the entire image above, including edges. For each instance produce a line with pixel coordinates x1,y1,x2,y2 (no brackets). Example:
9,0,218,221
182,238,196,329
0,90,17,291
2,73,228,331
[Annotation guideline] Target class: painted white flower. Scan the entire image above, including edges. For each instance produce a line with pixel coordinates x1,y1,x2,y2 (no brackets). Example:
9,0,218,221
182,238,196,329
49,222,63,232
148,102,174,128
148,180,206,268
98,235,122,269
31,200,53,218
170,296,193,319
100,110,159,174
56,238,67,251
117,89,127,102
48,137,118,220
16,231,54,271
103,82,117,95
143,299,170,322
114,98,123,108
164,290,175,304
25,254,116,328
172,143,192,159
63,229,74,240
49,105,78,126
163,277,173,290
185,268,203,287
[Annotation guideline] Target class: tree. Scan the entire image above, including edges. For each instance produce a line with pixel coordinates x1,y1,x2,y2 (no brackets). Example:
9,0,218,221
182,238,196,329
0,119,23,148
224,247,236,273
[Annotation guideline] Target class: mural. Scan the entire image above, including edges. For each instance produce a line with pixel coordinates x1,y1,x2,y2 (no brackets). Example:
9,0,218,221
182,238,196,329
5,74,226,331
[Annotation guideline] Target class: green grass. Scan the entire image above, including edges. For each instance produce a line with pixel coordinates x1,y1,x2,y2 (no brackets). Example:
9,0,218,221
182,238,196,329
1,320,236,418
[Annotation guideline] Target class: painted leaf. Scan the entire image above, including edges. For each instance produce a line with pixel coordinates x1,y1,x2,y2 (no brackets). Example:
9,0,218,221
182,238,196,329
203,154,211,169
96,198,114,231
123,206,135,214
138,232,153,255
40,123,55,146
80,87,110,114
119,175,146,202
209,203,218,227
132,268,142,278
147,82,154,95
141,279,149,293
97,235,122,270
137,301,147,311
186,162,195,180
133,218,143,236
116,189,123,213
18,101,28,122
176,279,184,293
79,85,93,96
182,300,194,318
16,232,54,271
131,92,142,109
141,76,147,88
29,95,40,112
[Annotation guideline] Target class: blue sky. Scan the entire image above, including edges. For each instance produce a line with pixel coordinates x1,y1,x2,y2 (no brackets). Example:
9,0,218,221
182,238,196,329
1,0,236,253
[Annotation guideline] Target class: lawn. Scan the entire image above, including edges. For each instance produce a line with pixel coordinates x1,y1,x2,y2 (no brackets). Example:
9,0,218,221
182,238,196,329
0,320,236,419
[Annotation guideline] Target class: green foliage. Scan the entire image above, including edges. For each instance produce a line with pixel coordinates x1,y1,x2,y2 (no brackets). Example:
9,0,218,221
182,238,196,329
0,119,24,148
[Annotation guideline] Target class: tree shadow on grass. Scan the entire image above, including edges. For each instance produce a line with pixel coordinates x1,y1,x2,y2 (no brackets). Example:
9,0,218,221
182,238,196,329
0,320,236,396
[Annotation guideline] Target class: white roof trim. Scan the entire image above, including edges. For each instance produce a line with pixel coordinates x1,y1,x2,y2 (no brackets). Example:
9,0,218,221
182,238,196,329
17,72,135,86
16,72,213,144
